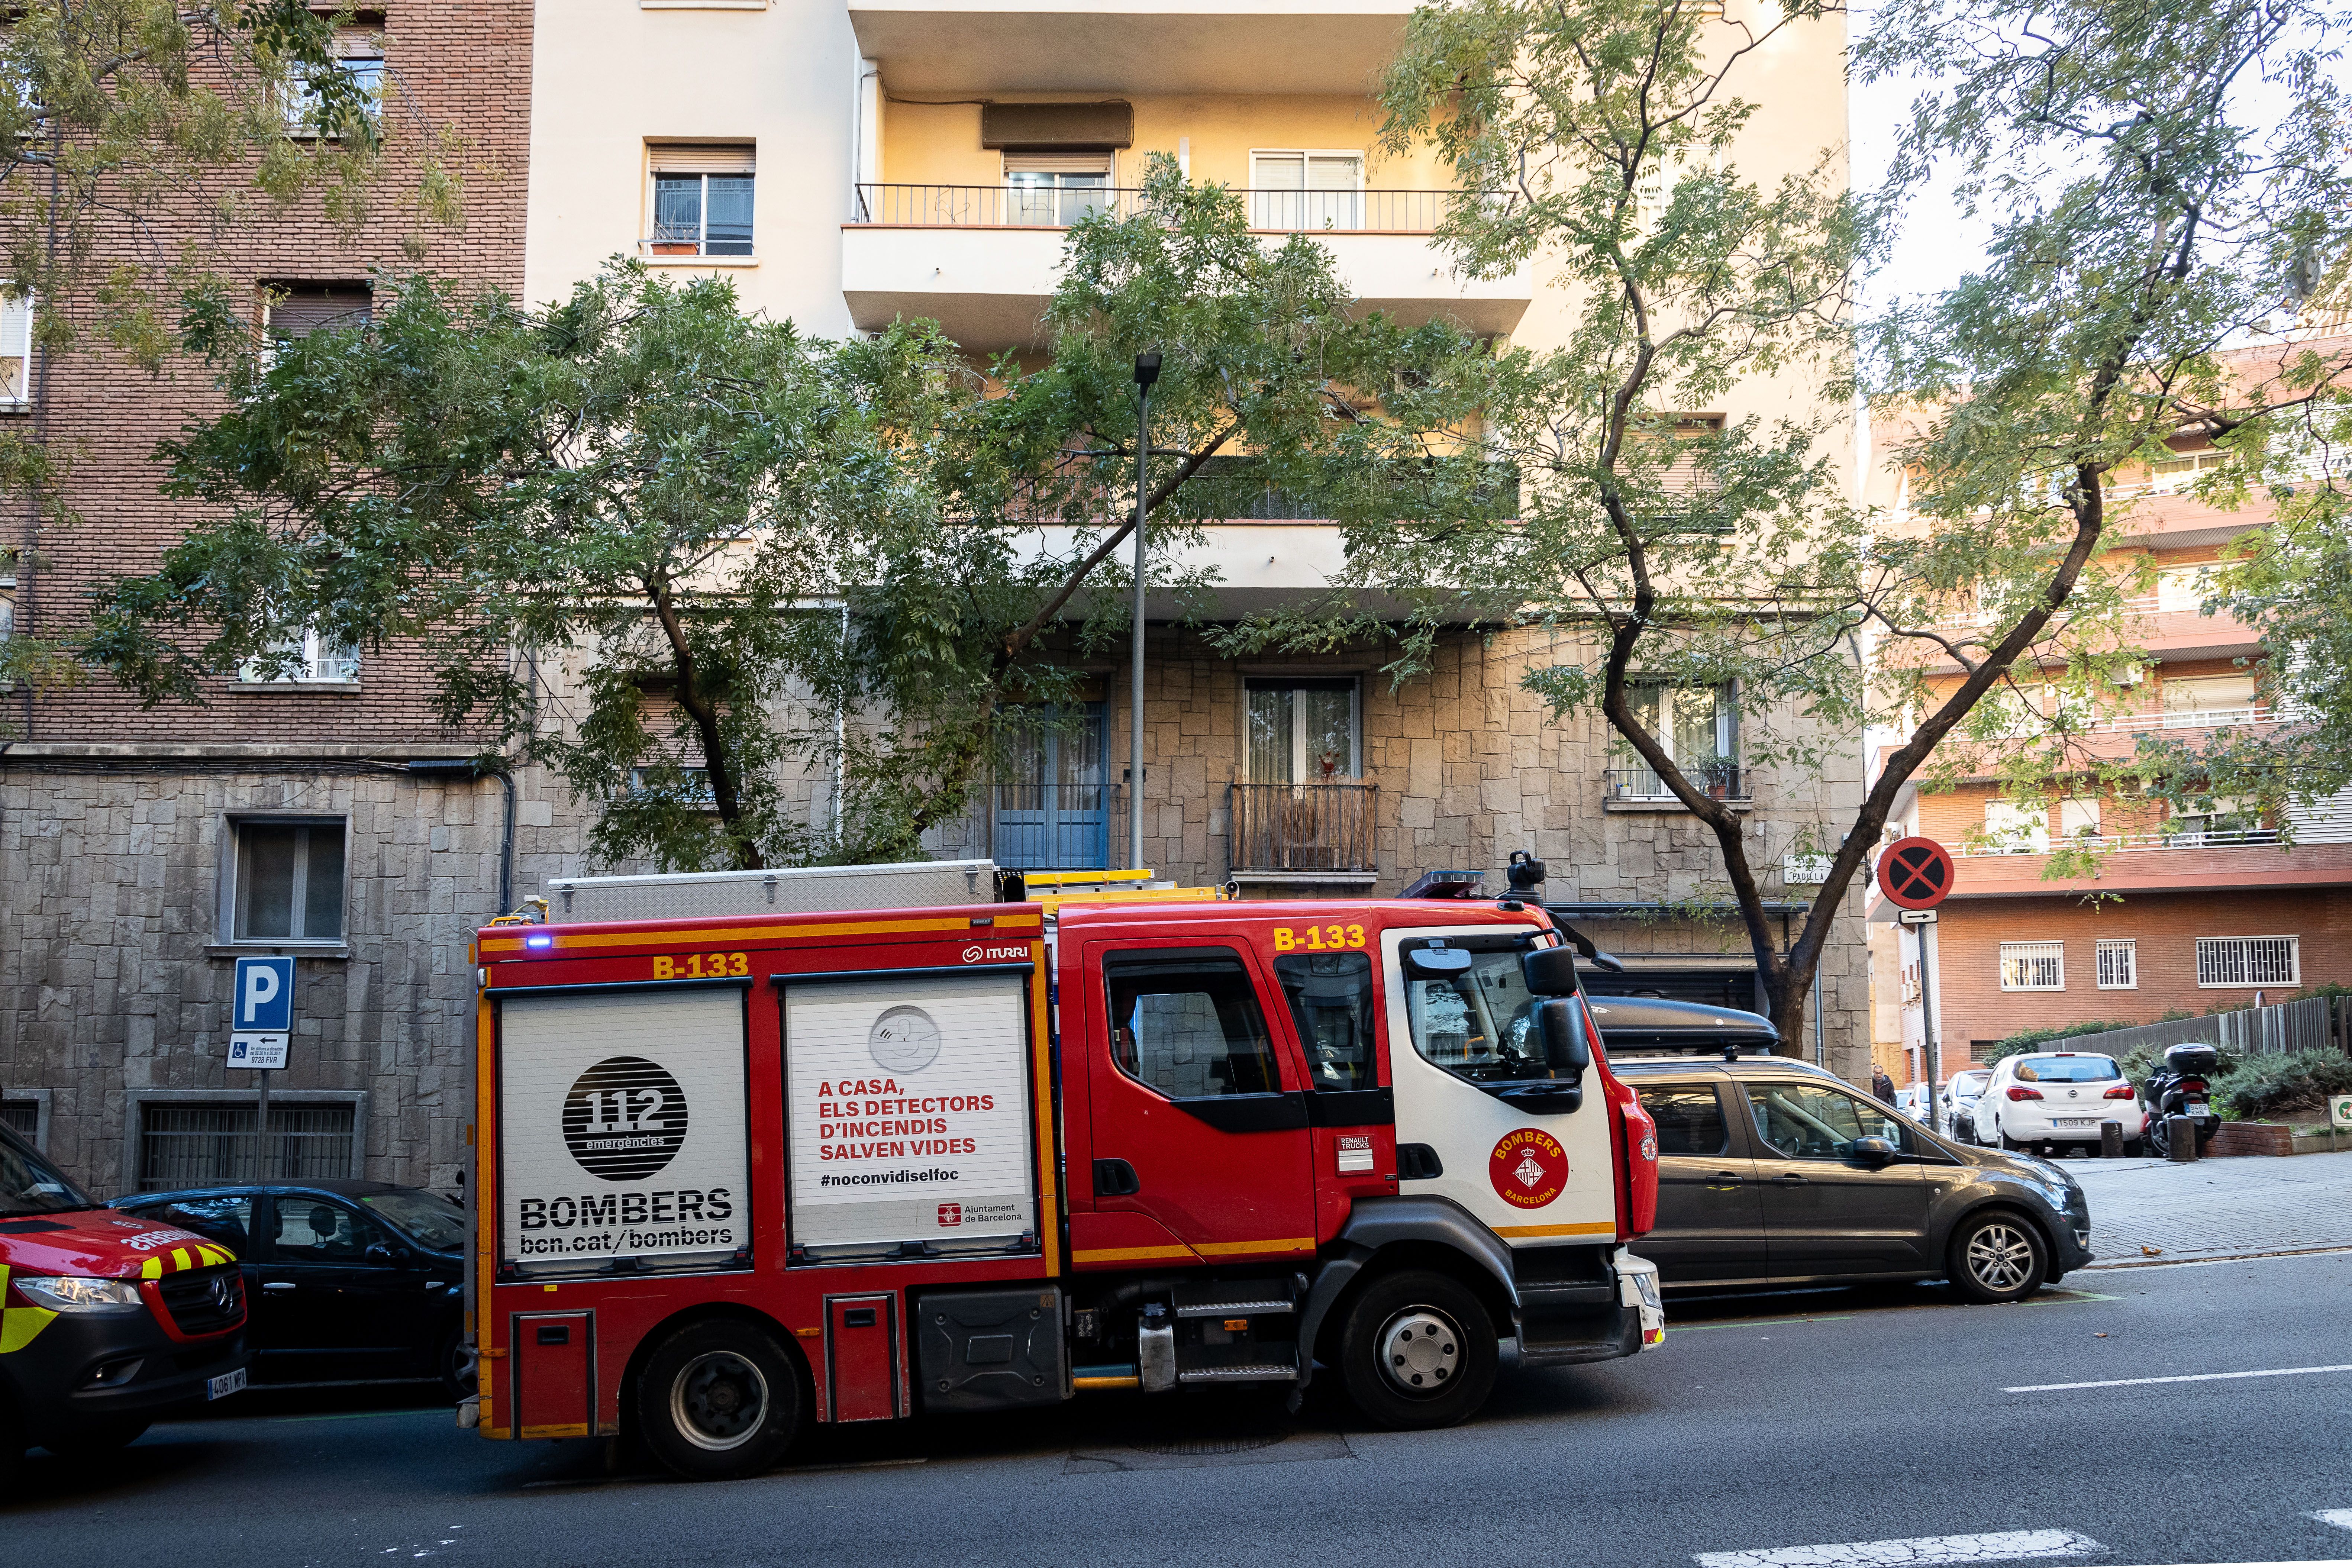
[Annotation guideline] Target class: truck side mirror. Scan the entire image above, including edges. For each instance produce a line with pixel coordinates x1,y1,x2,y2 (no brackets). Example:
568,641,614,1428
1539,998,1591,1078
1522,945,1581,996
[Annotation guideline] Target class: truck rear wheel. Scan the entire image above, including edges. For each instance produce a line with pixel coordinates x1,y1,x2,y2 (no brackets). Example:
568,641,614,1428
1337,1269,1498,1430
636,1320,803,1481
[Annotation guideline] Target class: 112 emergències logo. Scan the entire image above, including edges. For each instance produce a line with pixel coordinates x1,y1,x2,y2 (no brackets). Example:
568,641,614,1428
513,1053,734,1254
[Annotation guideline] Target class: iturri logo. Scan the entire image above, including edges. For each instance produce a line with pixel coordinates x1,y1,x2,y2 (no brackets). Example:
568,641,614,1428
562,1055,689,1180
936,1203,962,1227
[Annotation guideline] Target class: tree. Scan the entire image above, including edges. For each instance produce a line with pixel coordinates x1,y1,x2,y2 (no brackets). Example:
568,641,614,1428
1248,0,2352,1049
0,0,461,702
80,164,1500,871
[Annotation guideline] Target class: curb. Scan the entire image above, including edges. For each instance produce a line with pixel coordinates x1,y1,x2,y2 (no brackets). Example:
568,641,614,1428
2079,1243,2352,1271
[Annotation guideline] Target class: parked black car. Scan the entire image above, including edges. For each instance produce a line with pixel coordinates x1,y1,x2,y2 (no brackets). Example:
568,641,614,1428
1594,997,2093,1301
109,1181,467,1396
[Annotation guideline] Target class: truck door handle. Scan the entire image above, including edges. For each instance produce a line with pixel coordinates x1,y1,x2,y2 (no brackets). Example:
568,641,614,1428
262,1281,297,1292
1770,1174,1810,1186
1093,1158,1140,1197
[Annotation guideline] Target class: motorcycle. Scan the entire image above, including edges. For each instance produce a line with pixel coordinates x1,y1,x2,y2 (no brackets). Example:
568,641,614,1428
2141,1042,2223,1157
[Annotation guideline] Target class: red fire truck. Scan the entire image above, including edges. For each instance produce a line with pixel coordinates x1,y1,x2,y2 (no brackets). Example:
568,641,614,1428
465,864,1663,1478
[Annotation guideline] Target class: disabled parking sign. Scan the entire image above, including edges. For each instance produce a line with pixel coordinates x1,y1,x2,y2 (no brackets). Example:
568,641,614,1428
229,955,294,1070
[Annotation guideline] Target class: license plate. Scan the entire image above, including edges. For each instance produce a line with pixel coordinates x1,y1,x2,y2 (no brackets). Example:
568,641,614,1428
2186,1101,2209,1116
207,1366,248,1401
2053,1118,2096,1128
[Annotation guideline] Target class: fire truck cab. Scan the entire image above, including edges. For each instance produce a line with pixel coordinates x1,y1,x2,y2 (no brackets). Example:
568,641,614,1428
468,864,1662,1478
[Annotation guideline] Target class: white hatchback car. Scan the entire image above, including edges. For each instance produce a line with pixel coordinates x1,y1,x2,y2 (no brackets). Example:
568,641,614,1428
1975,1051,2146,1155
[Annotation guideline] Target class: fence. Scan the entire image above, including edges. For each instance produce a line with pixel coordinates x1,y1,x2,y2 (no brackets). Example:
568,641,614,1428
1229,783,1379,874
851,184,1477,233
2032,994,2348,1061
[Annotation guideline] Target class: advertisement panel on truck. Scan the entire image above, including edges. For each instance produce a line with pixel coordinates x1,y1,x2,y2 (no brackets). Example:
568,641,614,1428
499,985,750,1271
784,971,1037,1260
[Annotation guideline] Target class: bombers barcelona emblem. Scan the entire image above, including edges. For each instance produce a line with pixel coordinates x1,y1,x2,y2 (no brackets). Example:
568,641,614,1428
1488,1128,1568,1210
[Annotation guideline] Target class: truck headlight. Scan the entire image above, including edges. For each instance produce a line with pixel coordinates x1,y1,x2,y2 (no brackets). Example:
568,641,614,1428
14,1275,145,1313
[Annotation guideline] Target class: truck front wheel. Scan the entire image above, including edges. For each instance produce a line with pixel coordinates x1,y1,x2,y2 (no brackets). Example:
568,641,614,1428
636,1320,803,1481
1337,1269,1498,1430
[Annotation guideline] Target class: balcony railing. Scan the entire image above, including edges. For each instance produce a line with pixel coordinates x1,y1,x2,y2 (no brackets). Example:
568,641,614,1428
1605,761,1746,803
851,184,1481,233
1960,704,2280,741
1229,782,1378,874
1951,827,2286,858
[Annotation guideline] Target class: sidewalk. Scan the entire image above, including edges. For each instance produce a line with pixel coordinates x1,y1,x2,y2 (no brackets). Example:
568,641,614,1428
2067,1147,2352,1267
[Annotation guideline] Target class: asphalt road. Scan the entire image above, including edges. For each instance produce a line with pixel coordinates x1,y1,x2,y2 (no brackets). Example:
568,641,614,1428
9,1252,2351,1567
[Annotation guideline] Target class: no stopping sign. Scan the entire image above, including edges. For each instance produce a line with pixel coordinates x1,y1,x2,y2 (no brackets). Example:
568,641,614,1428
1877,836,1954,910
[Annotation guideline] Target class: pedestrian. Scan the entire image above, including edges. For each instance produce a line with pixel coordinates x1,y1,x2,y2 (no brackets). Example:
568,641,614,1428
1871,1066,1897,1106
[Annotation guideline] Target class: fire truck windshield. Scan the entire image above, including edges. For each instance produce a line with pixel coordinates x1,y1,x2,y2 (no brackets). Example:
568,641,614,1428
0,1124,93,1216
1401,938,1592,1090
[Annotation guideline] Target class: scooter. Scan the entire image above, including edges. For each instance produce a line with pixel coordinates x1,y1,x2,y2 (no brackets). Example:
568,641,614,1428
2141,1042,2223,1157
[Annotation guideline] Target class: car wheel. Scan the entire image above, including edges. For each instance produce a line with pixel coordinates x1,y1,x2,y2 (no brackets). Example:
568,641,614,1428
1999,1130,2024,1151
635,1319,804,1481
439,1330,475,1403
2146,1119,2171,1158
1948,1210,2049,1304
1338,1269,1499,1431
42,1417,149,1460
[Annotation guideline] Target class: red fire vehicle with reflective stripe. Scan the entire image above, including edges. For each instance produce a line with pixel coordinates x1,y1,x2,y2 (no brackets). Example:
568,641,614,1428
465,864,1662,1477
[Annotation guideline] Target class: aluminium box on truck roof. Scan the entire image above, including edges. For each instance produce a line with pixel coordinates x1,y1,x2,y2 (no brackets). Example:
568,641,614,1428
544,859,1000,923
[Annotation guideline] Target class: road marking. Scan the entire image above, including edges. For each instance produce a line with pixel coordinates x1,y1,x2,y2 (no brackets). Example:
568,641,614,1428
2313,1509,2352,1532
1666,1316,1855,1333
2003,1362,2352,1393
1694,1528,2101,1567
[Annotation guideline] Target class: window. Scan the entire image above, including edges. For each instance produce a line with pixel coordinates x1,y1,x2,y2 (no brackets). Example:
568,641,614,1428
230,817,346,943
1983,800,2049,854
1637,1085,1729,1157
238,624,359,684
1250,151,1363,230
1998,941,2065,991
1615,679,1737,798
1104,951,1283,1099
274,1197,390,1262
0,1096,37,1144
2096,939,2138,990
1628,413,1728,520
1246,678,1358,782
2161,673,2256,726
0,290,33,405
2146,445,2228,493
1273,951,1377,1092
265,283,373,341
1399,935,1591,1090
0,1127,87,1215
1746,1082,1911,1160
123,1194,256,1252
285,48,383,137
1004,152,1112,226
360,1188,465,1251
133,1099,357,1189
995,703,1108,870
2171,794,2272,845
2195,935,2299,988
627,764,716,807
2011,1055,2121,1083
2058,797,2102,840
649,145,755,257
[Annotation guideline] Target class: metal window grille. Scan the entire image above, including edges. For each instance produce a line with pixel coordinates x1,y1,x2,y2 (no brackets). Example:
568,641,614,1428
2095,939,2137,990
2194,935,2300,988
136,1101,355,1190
1998,941,2065,991
0,1098,36,1141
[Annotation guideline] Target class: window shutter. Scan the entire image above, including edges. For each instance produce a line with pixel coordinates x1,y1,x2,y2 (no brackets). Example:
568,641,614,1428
1002,151,1113,175
649,143,756,175
981,101,1132,149
0,293,31,358
268,285,372,339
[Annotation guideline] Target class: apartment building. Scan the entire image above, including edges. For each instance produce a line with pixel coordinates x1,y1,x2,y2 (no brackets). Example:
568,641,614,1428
1867,335,2352,1074
0,2,552,1196
3,0,1871,1199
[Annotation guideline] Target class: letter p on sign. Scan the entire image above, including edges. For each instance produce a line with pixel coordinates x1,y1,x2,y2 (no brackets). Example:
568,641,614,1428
235,956,295,1032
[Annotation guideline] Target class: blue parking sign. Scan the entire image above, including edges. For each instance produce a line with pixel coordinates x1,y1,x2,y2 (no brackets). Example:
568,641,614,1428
233,956,295,1031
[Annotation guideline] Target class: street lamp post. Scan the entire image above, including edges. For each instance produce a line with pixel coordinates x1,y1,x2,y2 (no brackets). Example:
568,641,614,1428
1129,351,1160,872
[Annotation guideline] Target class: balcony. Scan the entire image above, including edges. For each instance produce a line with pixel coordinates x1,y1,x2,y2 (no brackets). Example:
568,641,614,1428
1229,782,1378,879
843,183,1534,350
848,1,1415,96
1604,761,1748,809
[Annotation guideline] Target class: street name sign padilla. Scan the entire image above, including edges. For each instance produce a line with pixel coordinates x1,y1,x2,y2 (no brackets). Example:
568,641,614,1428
229,955,294,1070
1877,836,1954,911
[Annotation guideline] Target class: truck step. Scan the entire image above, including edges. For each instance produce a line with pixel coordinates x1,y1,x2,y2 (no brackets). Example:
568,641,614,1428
1176,1363,1300,1384
1171,1279,1298,1319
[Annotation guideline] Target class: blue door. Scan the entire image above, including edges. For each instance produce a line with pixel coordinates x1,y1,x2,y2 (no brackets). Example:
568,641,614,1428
995,704,1109,870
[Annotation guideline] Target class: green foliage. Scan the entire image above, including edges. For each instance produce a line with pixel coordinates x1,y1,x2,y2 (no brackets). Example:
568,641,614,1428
2206,1049,2352,1123
1984,1022,2143,1064
80,168,1493,873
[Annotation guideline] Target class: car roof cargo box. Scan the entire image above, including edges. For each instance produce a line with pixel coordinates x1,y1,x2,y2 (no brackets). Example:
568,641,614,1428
545,859,1001,922
1588,994,1780,1056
